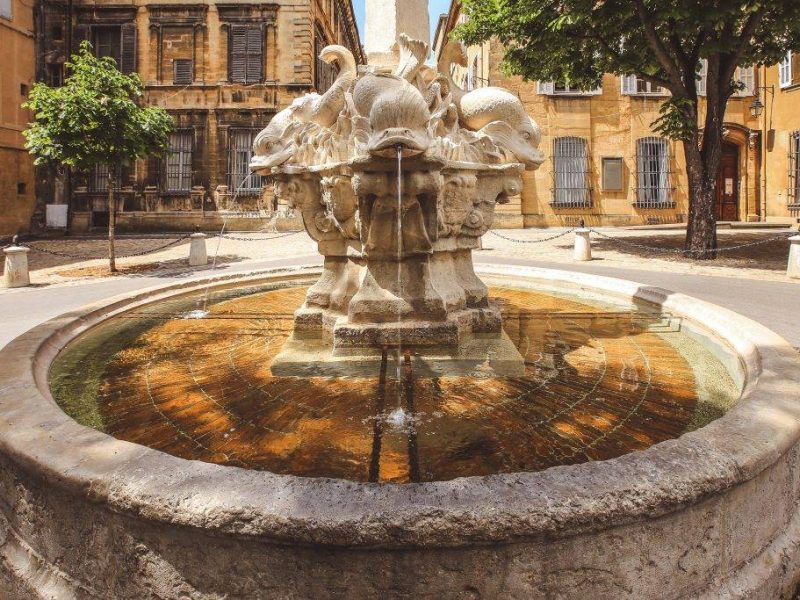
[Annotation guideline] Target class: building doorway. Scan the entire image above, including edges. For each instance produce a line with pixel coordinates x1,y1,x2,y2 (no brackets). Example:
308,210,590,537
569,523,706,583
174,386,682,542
715,143,739,222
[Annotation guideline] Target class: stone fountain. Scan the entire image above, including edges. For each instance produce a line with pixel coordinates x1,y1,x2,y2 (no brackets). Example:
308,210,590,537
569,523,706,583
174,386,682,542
251,35,544,377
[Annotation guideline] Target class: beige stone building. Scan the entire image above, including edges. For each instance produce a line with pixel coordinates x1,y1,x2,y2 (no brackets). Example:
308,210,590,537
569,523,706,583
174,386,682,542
0,0,36,237
435,3,800,227
35,0,364,232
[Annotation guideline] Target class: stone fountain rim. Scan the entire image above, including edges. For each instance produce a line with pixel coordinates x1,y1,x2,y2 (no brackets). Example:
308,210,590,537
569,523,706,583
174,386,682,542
0,264,798,549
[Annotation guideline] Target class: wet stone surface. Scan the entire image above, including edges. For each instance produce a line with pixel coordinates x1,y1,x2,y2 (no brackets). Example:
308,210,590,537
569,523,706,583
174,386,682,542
50,281,739,483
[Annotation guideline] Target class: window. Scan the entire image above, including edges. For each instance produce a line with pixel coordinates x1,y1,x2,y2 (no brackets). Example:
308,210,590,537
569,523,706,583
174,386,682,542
228,129,263,194
93,26,122,65
790,131,800,205
635,137,672,207
229,25,264,84
780,52,800,89
91,163,123,192
173,59,193,85
163,130,193,193
88,24,137,74
697,60,755,97
538,81,602,96
552,137,591,207
733,66,755,97
315,27,336,92
602,158,624,191
621,75,668,96
780,53,792,88
0,0,11,20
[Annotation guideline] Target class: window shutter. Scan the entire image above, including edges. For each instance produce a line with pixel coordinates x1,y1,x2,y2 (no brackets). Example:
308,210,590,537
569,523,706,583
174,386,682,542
621,75,637,95
245,26,263,84
537,81,555,95
697,59,708,96
120,23,137,74
173,59,193,85
734,66,755,97
793,53,800,86
229,25,248,83
781,53,792,88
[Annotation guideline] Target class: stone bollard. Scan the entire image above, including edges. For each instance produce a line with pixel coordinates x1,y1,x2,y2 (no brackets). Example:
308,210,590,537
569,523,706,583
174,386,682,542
788,235,800,279
189,233,208,267
3,239,31,288
574,228,592,262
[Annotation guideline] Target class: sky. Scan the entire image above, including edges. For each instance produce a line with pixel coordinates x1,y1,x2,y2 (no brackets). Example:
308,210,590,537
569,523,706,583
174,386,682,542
352,0,452,47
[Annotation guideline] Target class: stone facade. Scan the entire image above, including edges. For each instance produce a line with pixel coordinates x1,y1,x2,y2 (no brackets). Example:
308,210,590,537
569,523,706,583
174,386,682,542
33,0,364,233
0,0,36,238
434,2,800,227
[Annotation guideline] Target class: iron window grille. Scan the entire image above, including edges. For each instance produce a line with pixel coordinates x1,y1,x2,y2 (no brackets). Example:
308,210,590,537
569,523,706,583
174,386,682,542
163,130,193,193
635,137,673,208
228,129,263,195
790,131,800,207
229,25,264,84
173,59,193,85
90,163,123,193
552,137,592,207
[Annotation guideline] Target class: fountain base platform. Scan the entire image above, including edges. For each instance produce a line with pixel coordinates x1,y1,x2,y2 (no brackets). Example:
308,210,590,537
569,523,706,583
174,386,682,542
273,300,525,378
270,331,526,378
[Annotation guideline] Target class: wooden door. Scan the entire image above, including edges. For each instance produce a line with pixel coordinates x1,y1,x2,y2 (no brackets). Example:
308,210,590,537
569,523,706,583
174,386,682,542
715,144,739,222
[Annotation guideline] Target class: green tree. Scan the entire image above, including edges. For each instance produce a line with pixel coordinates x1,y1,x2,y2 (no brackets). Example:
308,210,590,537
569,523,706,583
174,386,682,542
23,42,173,272
456,0,800,258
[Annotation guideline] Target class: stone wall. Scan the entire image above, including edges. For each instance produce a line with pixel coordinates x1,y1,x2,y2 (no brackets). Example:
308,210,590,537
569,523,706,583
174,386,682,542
0,0,36,237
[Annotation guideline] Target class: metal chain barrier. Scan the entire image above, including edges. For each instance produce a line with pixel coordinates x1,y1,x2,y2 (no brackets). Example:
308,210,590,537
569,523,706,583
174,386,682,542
23,234,193,260
214,231,303,242
588,228,798,254
489,228,576,244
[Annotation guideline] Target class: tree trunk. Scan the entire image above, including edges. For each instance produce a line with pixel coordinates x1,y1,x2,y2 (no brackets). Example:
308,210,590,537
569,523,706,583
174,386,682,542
107,169,117,273
684,139,718,259
684,80,727,260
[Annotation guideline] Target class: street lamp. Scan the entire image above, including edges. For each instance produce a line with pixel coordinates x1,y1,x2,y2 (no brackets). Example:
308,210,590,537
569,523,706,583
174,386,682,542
749,97,765,118
749,85,774,119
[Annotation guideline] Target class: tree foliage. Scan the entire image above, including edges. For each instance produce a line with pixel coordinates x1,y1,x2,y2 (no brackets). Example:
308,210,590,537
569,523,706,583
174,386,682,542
23,42,173,271
456,0,800,103
456,0,800,257
23,42,173,171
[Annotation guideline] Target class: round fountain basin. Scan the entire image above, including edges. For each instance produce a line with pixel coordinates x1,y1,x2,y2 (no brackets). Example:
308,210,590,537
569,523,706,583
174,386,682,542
50,276,739,484
0,265,798,599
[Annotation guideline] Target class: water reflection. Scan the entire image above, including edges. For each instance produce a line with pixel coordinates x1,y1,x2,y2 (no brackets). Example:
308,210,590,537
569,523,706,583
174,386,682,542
50,282,739,483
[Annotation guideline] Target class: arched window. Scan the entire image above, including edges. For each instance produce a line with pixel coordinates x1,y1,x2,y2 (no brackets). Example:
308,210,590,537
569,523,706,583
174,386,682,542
635,137,672,207
553,137,591,207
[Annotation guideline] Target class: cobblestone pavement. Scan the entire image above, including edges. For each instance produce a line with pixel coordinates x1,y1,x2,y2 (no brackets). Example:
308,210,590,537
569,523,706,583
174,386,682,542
2,227,797,286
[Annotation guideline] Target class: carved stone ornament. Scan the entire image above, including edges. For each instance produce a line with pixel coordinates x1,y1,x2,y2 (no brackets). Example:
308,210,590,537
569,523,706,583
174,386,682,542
251,36,545,377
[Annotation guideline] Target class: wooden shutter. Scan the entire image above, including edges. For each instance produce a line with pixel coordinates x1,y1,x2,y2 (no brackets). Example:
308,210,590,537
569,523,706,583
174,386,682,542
621,75,637,95
246,26,263,83
793,53,800,86
697,59,708,96
173,59,193,84
120,23,137,74
229,25,248,83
